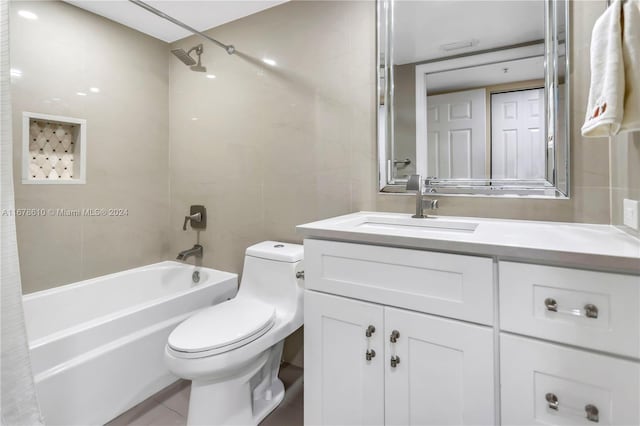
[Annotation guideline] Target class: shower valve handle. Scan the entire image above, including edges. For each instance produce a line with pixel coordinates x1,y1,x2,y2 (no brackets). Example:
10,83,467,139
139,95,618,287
183,212,202,230
182,205,207,231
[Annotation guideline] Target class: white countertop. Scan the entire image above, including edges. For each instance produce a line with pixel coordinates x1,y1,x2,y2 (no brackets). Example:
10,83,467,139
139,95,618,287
296,212,640,274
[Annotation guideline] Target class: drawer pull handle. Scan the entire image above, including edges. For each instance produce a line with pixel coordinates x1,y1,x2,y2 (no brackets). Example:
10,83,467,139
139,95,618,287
545,393,559,410
584,304,599,319
585,404,599,422
390,330,400,343
365,349,376,361
390,355,400,368
545,298,558,312
544,299,599,319
365,325,376,337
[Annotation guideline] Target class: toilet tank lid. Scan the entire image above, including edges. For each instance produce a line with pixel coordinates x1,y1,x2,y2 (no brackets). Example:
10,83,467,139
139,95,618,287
246,241,303,263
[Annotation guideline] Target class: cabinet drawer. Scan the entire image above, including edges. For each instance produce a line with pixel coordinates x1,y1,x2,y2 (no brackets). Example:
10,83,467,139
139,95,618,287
305,239,494,325
499,262,640,358
501,333,640,425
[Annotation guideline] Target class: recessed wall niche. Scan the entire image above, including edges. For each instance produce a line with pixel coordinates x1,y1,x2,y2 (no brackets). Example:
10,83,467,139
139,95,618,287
22,112,86,184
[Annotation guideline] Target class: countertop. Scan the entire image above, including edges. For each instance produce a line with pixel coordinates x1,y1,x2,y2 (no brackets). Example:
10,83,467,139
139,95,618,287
296,212,640,275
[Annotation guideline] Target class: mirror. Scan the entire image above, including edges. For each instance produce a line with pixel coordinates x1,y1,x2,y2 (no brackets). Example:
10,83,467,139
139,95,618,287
378,0,569,197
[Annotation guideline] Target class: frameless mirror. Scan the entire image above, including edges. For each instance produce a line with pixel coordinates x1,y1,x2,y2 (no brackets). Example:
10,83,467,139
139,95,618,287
378,0,569,197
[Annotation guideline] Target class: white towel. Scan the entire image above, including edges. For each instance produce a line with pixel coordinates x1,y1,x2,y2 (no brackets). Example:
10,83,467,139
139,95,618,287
582,0,640,137
620,0,640,132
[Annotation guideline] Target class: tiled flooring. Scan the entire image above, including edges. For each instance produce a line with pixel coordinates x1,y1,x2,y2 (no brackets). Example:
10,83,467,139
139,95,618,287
106,364,303,426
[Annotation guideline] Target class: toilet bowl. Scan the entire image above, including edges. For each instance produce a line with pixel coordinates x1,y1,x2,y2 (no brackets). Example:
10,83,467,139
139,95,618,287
164,241,304,426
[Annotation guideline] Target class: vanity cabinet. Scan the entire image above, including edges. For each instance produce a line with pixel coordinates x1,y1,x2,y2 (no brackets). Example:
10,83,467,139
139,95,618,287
299,212,640,426
499,261,640,425
305,291,495,426
304,240,496,426
302,237,640,426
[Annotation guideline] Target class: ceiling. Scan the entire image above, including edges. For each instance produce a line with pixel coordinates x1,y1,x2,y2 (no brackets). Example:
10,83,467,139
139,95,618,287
426,55,544,94
393,1,544,65
65,0,288,43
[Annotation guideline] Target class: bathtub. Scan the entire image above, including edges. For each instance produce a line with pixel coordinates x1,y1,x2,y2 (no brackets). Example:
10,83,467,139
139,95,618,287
23,261,238,426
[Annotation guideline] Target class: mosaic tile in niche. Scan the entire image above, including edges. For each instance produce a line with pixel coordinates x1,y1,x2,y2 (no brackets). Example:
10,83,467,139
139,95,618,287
28,119,77,180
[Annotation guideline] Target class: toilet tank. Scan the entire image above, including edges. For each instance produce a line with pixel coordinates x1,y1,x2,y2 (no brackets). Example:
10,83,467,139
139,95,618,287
238,241,304,317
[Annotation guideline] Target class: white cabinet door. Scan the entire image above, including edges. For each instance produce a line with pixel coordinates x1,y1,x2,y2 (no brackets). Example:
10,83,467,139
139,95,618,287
426,88,487,179
304,291,385,426
384,307,495,426
491,88,545,180
501,333,640,425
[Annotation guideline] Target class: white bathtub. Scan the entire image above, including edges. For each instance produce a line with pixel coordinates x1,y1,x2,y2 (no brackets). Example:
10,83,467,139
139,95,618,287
23,261,238,426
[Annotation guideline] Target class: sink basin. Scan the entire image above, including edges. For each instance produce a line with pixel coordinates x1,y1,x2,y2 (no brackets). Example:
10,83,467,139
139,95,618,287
336,214,479,234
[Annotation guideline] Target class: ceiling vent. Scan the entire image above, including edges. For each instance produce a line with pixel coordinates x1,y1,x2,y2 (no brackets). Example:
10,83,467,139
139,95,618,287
440,39,479,52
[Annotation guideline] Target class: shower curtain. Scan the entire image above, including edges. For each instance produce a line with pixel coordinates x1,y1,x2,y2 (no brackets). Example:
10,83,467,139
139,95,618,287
0,0,44,424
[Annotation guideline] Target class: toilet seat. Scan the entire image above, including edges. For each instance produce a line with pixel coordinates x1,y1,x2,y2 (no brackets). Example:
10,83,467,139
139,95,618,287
168,298,276,359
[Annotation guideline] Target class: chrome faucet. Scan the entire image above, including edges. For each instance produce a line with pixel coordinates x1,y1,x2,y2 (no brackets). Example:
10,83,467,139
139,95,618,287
176,244,203,262
406,174,439,218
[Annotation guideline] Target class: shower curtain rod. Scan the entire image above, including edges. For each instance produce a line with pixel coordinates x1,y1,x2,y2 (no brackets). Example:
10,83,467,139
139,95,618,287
128,0,236,55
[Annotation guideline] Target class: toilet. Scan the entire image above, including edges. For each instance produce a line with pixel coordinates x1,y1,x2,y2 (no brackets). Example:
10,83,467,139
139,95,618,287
164,241,304,426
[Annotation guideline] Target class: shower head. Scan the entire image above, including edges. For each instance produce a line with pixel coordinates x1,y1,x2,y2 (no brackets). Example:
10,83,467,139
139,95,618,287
190,63,207,72
171,44,207,72
171,48,196,66
190,54,207,73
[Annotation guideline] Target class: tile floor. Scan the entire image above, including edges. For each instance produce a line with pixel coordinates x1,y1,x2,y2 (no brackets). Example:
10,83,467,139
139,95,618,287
106,364,303,426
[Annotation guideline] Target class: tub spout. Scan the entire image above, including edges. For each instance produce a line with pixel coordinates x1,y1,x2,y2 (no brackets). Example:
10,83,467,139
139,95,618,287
176,244,203,262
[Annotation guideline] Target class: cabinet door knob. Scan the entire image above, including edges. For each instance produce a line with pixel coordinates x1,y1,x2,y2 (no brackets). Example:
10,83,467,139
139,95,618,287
365,349,376,361
544,298,558,312
390,355,400,368
585,404,599,422
390,330,400,343
584,304,599,319
365,325,376,337
545,393,559,410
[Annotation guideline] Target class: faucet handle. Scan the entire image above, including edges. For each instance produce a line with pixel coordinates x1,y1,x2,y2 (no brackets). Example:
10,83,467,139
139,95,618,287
406,174,422,192
424,176,437,185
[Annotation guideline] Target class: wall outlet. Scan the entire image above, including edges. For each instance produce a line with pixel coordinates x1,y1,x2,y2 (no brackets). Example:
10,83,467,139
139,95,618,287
623,199,639,231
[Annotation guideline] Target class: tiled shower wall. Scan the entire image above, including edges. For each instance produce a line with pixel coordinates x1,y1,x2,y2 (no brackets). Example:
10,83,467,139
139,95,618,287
11,1,170,293
168,0,374,279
